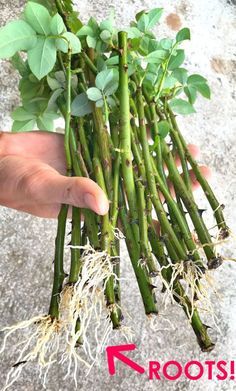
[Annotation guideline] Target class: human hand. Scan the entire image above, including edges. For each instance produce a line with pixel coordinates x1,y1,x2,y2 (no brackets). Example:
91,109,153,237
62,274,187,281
0,131,109,218
0,131,211,219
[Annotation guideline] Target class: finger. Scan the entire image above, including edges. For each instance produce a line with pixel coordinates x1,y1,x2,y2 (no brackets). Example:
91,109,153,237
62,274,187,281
188,165,212,191
159,165,212,202
172,143,200,168
22,166,110,216
14,203,63,219
0,156,109,216
1,131,66,174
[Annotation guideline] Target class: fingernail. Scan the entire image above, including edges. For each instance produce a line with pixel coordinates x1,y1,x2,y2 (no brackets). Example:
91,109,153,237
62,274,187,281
83,193,109,215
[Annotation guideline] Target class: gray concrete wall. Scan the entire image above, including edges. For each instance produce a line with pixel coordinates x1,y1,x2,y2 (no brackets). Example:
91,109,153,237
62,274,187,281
0,0,236,390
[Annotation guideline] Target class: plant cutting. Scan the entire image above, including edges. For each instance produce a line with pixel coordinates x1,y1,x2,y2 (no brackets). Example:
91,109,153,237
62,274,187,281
0,0,233,388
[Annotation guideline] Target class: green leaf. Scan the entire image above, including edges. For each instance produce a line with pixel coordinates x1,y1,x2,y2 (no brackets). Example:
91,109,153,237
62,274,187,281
71,93,92,117
47,75,62,90
163,75,178,89
30,0,56,13
50,13,66,35
11,107,36,121
56,32,81,54
95,99,104,108
66,11,83,34
100,18,114,34
184,86,197,104
86,35,97,49
12,119,36,132
107,96,116,107
54,70,66,85
160,38,173,50
145,49,167,64
19,77,43,101
47,88,63,109
11,53,29,77
146,8,163,30
95,69,118,91
168,49,185,70
24,1,51,35
176,27,191,43
187,74,211,98
28,37,57,80
158,120,170,138
195,83,211,99
100,30,111,42
169,98,196,115
172,68,188,85
127,27,142,39
87,87,103,102
87,17,100,37
0,20,37,59
105,55,119,66
76,25,94,37
104,82,118,96
37,111,58,131
137,14,149,33
135,10,146,22
23,96,48,114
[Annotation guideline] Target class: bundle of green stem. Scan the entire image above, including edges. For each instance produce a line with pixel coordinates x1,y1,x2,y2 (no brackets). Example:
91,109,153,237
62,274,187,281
50,25,229,352
0,0,232,384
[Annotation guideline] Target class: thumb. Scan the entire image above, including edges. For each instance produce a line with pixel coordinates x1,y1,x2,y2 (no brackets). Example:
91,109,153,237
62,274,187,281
23,166,110,216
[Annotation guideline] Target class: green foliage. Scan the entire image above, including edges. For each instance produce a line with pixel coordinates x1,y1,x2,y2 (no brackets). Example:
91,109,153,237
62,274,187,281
76,14,115,51
158,120,170,138
145,49,167,64
137,8,163,33
169,98,196,115
187,74,211,99
56,32,81,53
176,27,191,43
87,87,103,102
11,53,29,77
172,68,188,85
184,86,197,104
12,119,36,132
30,0,57,13
168,49,185,70
85,68,119,108
50,13,66,35
24,1,51,35
1,3,211,130
28,37,57,80
71,93,92,117
95,68,118,93
0,20,37,59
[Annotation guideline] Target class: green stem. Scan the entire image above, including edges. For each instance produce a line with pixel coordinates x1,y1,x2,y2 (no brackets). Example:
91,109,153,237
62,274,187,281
69,207,82,283
119,186,158,314
77,118,93,174
65,48,72,173
93,157,120,328
49,47,73,318
136,86,187,261
69,128,100,248
161,140,219,266
118,31,139,244
136,179,158,275
49,204,68,318
167,105,229,237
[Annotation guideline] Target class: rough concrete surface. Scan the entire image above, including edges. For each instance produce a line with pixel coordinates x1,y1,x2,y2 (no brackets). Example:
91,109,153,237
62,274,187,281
0,0,236,390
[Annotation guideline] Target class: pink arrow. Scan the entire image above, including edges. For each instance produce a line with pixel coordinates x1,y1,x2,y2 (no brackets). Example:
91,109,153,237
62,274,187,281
106,344,145,375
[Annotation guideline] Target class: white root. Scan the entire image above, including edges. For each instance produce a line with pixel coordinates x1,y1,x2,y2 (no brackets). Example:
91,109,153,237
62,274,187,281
155,258,221,331
0,245,125,390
